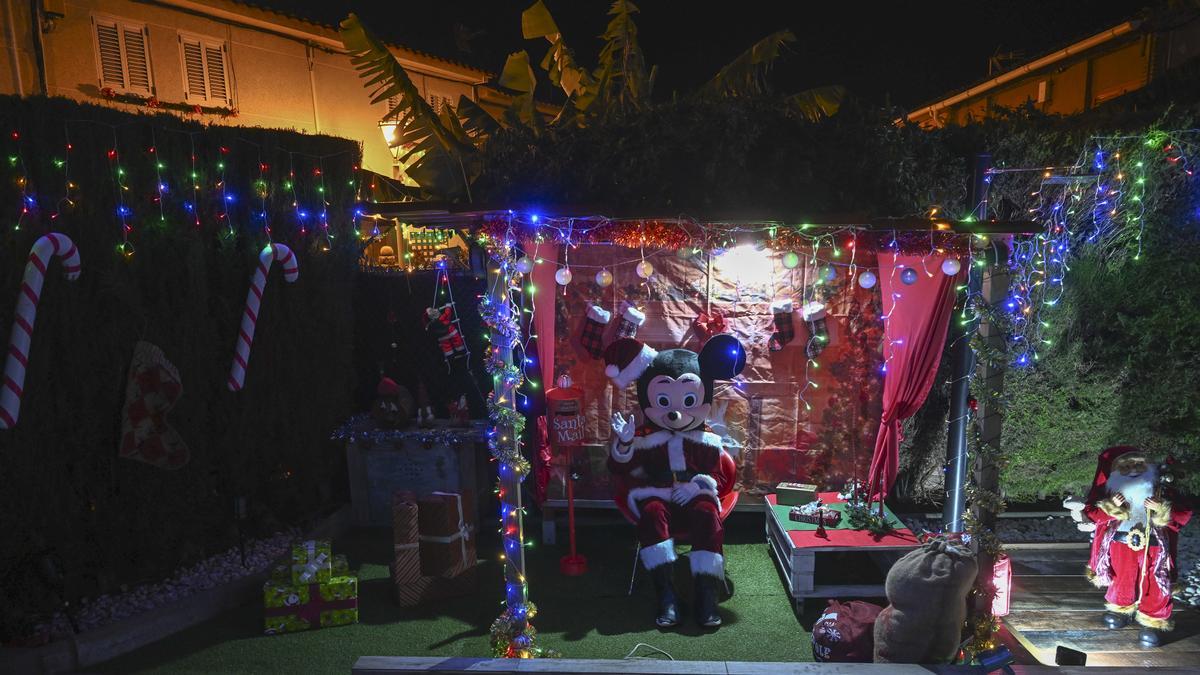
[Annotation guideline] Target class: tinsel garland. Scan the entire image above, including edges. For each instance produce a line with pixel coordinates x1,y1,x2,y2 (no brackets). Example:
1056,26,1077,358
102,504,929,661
488,603,560,658
479,216,975,254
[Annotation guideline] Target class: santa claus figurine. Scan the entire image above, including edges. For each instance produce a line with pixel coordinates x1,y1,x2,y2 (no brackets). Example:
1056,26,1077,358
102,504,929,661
1084,446,1191,647
603,334,745,629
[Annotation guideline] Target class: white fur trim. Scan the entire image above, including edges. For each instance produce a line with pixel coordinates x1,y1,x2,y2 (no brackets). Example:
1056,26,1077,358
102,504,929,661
611,438,635,463
770,298,793,314
667,435,685,471
639,538,676,570
629,429,723,452
801,301,826,321
628,486,673,519
689,551,725,579
610,343,658,388
587,305,612,323
692,474,718,492
622,305,647,326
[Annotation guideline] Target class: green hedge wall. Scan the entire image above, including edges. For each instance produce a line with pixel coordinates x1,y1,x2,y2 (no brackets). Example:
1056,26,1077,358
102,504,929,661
0,96,361,638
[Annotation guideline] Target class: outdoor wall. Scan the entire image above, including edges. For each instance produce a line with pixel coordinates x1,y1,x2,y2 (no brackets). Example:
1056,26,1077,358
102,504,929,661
0,0,488,176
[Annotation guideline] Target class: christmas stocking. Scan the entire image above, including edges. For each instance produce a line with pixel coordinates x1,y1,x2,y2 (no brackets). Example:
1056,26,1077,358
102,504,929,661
767,299,795,352
580,306,611,359
802,301,829,358
119,341,190,469
615,302,646,339
424,305,467,361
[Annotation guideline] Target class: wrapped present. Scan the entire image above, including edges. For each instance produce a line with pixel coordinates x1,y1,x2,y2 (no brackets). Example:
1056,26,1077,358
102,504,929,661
790,505,842,526
417,491,475,578
395,564,478,607
270,553,348,584
776,482,818,506
290,539,332,585
263,575,358,635
393,491,422,584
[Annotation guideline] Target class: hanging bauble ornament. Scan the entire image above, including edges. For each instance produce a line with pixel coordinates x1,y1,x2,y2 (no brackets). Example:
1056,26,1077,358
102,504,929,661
555,267,573,285
820,265,838,282
595,269,613,287
636,260,655,279
782,251,801,269
941,258,962,276
900,268,919,285
858,270,877,289
515,256,534,275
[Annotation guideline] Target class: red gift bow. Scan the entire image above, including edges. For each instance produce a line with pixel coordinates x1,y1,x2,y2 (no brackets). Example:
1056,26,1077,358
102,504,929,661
693,310,726,339
264,582,356,627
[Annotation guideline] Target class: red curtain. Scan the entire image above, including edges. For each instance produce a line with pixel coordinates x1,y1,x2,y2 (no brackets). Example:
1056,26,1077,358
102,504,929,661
867,254,962,501
523,239,558,506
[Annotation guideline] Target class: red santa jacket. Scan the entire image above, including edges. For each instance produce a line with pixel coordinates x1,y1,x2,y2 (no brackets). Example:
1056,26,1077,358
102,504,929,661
607,427,730,517
1083,450,1192,591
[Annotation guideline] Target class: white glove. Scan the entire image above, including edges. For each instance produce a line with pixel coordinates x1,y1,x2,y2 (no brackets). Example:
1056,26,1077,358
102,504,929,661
671,481,701,505
611,412,635,444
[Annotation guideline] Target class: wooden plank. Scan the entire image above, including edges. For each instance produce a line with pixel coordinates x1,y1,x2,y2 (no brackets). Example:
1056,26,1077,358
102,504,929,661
1017,628,1200,654
1006,547,1090,562
1004,542,1091,551
1011,559,1087,576
1006,610,1117,632
1012,575,1100,594
1011,592,1108,611
1080,651,1200,668
798,584,886,599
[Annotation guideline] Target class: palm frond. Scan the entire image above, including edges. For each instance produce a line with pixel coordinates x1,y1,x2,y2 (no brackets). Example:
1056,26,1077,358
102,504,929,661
340,13,476,199
701,29,795,98
787,85,846,121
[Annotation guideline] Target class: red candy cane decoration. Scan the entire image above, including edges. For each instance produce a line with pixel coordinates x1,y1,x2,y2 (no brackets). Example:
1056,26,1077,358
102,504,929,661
1,233,81,429
228,243,298,391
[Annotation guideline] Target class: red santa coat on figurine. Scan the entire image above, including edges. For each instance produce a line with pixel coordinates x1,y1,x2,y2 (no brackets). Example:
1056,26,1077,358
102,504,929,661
603,334,745,630
1084,445,1191,646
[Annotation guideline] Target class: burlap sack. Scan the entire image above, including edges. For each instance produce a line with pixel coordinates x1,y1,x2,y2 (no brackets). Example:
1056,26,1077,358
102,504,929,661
873,538,977,664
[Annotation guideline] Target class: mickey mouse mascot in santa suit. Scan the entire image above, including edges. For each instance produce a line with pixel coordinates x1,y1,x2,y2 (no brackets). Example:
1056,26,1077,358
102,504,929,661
603,333,745,629
1084,446,1191,647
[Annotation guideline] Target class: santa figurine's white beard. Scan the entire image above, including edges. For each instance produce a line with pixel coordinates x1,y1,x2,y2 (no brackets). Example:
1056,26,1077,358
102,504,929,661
1106,465,1157,529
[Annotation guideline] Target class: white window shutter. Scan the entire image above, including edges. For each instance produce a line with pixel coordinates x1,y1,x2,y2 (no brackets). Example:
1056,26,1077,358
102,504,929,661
95,20,125,89
205,45,229,104
182,38,207,100
122,26,152,94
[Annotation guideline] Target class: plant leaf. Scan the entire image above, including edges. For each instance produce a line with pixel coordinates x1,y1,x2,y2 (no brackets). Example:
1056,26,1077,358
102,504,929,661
701,29,795,98
787,85,846,121
521,0,559,39
455,95,501,142
340,13,476,199
500,51,536,94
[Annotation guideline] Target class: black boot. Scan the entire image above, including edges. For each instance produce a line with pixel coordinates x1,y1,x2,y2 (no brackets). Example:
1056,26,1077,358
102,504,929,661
1139,627,1161,648
694,575,723,628
1103,611,1131,629
648,565,679,628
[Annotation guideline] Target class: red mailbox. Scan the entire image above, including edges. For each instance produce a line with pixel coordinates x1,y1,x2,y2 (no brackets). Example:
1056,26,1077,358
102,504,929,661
546,374,587,576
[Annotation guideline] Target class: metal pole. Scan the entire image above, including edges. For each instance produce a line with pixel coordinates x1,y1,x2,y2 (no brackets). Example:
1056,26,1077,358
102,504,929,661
942,153,991,533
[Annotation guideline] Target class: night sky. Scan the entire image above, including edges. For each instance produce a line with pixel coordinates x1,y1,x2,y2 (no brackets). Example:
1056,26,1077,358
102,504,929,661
258,0,1163,108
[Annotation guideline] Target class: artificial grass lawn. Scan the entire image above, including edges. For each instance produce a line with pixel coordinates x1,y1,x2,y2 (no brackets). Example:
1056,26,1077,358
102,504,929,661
95,512,812,673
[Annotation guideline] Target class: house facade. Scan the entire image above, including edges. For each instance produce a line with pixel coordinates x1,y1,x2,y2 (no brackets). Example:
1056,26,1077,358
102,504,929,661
0,0,497,175
906,13,1200,128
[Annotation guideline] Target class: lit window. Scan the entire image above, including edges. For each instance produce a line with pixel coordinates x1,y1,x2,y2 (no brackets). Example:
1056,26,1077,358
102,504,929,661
92,15,153,95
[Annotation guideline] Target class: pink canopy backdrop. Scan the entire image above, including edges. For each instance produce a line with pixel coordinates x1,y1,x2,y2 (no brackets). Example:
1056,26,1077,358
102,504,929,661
523,238,558,505
866,254,963,502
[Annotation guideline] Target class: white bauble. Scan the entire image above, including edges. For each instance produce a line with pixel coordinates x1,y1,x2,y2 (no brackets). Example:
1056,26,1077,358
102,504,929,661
555,267,573,285
858,270,878,289
515,256,534,274
636,260,654,279
595,269,614,287
941,258,962,276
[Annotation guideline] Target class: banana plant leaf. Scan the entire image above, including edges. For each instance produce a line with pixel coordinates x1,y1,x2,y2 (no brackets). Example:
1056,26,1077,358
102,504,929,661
701,29,796,98
340,13,476,200
523,0,597,117
787,85,846,121
455,95,501,142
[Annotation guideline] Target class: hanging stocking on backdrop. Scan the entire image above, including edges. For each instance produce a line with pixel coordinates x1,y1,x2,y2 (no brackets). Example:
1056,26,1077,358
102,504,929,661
120,341,190,469
579,306,611,359
614,302,646,340
767,299,795,351
802,301,829,358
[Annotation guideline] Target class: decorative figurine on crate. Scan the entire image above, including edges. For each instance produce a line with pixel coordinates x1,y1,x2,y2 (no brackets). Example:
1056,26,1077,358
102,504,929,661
371,377,414,429
448,395,470,427
603,334,745,629
789,500,842,527
1083,446,1192,647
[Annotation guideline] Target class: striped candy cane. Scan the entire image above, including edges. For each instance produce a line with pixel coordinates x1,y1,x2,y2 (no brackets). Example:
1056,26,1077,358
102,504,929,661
228,243,299,391
1,233,81,429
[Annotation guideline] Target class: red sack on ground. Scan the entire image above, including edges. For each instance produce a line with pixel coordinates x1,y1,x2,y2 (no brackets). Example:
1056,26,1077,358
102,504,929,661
812,599,883,662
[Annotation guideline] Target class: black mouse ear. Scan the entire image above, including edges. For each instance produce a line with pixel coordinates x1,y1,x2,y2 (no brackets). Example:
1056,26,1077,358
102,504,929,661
699,334,746,381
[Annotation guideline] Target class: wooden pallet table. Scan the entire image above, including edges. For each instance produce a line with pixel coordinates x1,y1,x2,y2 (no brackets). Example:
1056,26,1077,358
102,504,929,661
764,492,919,612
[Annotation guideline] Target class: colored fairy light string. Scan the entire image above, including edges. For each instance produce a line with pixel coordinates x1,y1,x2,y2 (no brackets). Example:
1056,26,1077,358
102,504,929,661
316,158,331,251
217,145,235,239
287,154,306,235
53,124,75,220
10,131,35,231
108,129,134,257
188,133,202,227
256,151,271,240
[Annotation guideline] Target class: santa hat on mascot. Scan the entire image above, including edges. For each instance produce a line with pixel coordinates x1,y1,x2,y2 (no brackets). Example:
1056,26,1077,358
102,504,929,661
604,339,658,389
